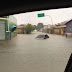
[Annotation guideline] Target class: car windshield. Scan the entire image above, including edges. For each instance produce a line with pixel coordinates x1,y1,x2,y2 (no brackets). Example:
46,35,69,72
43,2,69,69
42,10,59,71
0,7,72,72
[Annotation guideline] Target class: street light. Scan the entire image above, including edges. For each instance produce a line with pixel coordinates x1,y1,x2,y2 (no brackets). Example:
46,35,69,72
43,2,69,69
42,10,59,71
38,13,53,33
38,13,53,28
45,15,54,34
45,15,53,28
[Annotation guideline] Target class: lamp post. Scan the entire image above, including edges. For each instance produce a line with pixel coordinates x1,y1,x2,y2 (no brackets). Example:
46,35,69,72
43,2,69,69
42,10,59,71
38,13,53,27
45,15,53,28
38,13,53,33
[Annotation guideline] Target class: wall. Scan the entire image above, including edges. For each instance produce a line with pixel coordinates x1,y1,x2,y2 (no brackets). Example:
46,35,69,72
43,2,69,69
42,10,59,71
17,28,24,34
0,18,8,40
54,28,59,35
66,20,72,33
48,29,52,34
61,28,66,35
61,28,64,35
6,16,17,40
42,29,48,33
0,16,17,40
54,27,66,35
43,25,48,29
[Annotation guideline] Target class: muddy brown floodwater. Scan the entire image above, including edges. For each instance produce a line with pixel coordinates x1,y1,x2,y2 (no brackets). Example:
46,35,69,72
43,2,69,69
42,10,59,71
0,31,72,72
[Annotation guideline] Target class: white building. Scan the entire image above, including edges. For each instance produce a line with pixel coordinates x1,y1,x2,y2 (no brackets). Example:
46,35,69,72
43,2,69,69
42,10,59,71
43,25,48,29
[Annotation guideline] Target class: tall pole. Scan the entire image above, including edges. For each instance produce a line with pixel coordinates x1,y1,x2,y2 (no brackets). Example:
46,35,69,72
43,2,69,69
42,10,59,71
10,31,11,40
38,13,53,26
45,15,53,34
45,15,53,27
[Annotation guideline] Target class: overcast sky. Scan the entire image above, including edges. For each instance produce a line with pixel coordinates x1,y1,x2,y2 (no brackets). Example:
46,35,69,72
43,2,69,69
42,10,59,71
13,7,72,25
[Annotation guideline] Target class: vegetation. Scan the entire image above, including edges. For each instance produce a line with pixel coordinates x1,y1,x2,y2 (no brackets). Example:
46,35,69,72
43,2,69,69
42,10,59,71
25,23,35,34
32,25,36,30
33,25,37,29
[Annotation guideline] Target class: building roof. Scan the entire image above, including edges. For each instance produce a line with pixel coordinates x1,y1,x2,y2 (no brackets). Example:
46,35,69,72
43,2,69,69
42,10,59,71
55,20,70,26
54,20,71,28
50,25,56,27
65,19,72,25
55,25,66,28
17,25,24,29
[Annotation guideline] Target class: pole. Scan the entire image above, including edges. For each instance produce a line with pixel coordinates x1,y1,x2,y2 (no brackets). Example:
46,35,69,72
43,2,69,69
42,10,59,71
10,31,11,40
45,15,53,26
45,15,53,33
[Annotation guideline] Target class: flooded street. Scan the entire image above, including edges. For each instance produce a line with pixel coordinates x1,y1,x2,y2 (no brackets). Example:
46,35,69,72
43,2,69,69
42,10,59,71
0,31,72,72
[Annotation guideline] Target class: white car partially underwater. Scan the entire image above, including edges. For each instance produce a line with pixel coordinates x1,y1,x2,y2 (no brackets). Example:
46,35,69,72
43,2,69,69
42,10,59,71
36,34,49,40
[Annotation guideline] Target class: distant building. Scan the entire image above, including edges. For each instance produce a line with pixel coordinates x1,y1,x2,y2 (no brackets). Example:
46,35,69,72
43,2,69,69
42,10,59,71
43,25,48,29
53,20,69,35
50,25,56,28
65,19,72,36
53,25,66,35
48,24,50,28
17,25,26,34
36,23,44,31
42,25,48,33
47,25,56,34
40,28,43,32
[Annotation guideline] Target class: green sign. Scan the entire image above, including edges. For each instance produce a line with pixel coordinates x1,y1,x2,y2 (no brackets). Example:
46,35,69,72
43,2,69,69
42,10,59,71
38,13,45,17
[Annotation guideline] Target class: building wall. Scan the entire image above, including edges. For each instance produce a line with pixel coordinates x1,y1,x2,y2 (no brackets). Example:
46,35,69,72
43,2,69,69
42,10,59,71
48,29,52,34
54,28,59,35
48,24,50,28
61,28,66,35
54,27,66,35
66,20,72,33
43,25,48,29
36,23,44,31
17,28,24,34
40,28,43,32
0,18,8,40
0,20,6,40
61,28,64,35
6,16,17,40
0,16,17,40
42,29,48,33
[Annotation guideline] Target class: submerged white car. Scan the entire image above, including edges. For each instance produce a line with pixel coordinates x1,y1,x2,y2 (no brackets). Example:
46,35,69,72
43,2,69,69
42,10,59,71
36,34,49,39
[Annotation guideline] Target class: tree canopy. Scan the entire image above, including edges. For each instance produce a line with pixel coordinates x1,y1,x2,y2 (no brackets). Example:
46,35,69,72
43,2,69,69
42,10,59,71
25,24,35,34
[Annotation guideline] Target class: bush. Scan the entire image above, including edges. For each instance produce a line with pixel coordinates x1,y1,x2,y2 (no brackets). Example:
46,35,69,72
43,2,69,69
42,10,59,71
25,24,34,34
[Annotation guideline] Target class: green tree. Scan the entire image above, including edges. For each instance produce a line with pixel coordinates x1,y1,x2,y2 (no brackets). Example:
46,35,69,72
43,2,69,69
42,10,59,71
32,25,36,30
25,24,34,34
33,25,37,29
20,24,25,26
